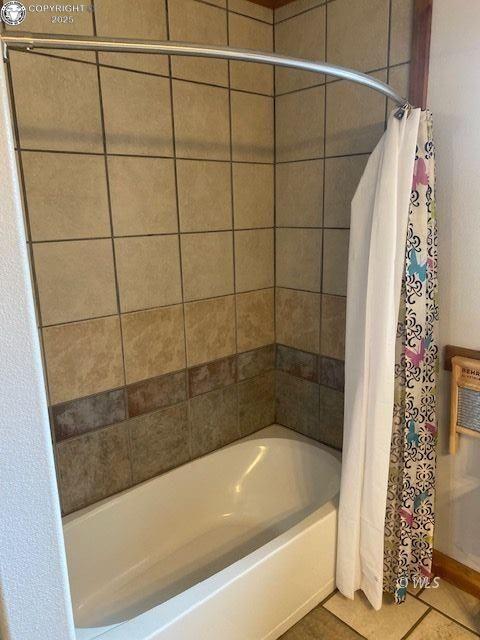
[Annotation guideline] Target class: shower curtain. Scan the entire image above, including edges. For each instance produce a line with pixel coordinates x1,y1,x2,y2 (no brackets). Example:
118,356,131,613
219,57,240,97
336,110,437,610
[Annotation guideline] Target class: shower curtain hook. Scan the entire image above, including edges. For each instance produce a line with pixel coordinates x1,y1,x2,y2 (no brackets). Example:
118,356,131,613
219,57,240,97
394,102,413,120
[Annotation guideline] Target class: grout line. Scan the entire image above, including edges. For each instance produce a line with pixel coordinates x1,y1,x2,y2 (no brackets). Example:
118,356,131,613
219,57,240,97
275,0,335,26
400,607,431,640
194,0,274,26
319,0,328,357
91,0,133,485
272,1,277,392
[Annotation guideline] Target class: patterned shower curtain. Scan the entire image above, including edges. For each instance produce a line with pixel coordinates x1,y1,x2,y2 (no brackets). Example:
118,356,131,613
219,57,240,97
383,112,438,603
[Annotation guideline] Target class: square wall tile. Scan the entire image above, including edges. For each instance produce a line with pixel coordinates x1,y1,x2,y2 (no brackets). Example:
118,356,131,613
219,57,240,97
177,160,232,232
169,0,228,86
34,240,117,325
319,385,344,449
57,422,131,514
389,64,410,102
276,287,320,354
274,0,323,23
326,71,387,156
181,232,234,301
276,160,323,228
276,86,325,162
10,52,103,152
229,13,273,95
95,0,168,74
233,163,274,229
185,295,236,366
238,371,275,436
129,404,190,484
109,157,177,236
236,288,274,352
319,356,345,391
115,235,182,312
321,294,346,360
323,229,349,296
276,344,318,382
101,67,173,156
173,81,230,160
276,228,322,292
275,5,325,94
23,152,110,241
121,305,186,383
43,316,124,405
324,155,369,228
231,93,274,163
327,0,389,72
390,0,414,65
189,386,239,458
276,370,320,439
235,229,274,292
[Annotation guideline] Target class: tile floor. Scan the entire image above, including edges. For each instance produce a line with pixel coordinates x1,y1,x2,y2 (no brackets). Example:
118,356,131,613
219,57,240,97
280,579,480,639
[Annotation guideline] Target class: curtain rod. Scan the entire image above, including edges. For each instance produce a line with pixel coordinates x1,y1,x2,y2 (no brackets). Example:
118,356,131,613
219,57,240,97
1,33,409,108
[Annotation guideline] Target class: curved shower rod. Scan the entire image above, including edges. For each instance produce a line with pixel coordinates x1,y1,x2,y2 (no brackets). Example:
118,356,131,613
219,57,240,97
1,32,409,109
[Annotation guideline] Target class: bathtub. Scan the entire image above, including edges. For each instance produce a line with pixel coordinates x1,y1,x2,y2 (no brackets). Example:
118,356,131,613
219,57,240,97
63,425,341,640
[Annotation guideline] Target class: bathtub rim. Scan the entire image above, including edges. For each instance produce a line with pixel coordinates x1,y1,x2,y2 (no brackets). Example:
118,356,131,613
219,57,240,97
64,425,341,640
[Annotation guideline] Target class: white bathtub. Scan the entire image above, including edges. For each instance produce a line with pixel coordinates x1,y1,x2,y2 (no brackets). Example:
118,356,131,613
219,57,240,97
63,425,341,640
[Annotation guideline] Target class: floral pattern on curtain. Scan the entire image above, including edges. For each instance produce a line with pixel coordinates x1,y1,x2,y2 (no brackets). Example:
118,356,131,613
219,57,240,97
383,111,438,603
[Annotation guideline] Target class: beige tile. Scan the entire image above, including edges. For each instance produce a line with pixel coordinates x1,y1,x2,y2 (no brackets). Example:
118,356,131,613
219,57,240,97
276,86,325,162
231,92,274,163
229,13,273,95
101,67,173,156
321,294,346,360
388,64,410,103
327,0,389,72
235,229,274,292
181,232,234,301
177,160,232,232
326,71,387,156
323,229,349,296
419,580,480,634
276,287,320,354
324,155,369,228
275,0,323,23
323,592,428,640
95,0,168,74
390,0,414,66
10,52,103,152
169,0,228,86
33,240,117,325
276,228,322,292
43,316,124,404
280,603,363,639
6,2,94,62
23,152,110,241
57,422,131,514
173,81,230,160
189,386,239,458
185,296,236,366
408,610,479,640
238,371,275,437
233,163,274,229
230,0,273,23
236,289,274,352
115,236,182,312
122,305,185,383
275,5,325,94
276,160,323,228
109,157,177,236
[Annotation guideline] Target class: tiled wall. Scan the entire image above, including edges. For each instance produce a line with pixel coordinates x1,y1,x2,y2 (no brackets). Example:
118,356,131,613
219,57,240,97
273,0,413,448
5,0,276,514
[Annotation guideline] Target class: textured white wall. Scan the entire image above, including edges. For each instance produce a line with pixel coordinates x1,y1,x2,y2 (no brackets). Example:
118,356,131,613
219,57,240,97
0,61,75,639
429,0,480,570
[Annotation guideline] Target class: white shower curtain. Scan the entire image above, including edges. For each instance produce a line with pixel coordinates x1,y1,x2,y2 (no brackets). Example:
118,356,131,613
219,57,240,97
336,108,422,610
